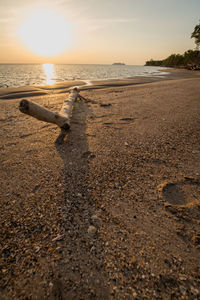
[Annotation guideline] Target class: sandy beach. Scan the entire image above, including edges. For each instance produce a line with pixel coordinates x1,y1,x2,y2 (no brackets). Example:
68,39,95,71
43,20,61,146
1,69,200,299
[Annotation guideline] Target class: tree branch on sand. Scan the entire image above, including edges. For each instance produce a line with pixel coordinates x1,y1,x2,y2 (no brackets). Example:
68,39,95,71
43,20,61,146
19,88,79,144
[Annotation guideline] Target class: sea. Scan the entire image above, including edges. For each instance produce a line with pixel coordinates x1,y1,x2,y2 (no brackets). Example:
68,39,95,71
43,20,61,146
0,64,168,89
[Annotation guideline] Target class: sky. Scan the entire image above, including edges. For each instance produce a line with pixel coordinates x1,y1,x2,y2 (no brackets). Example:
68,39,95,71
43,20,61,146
0,0,199,65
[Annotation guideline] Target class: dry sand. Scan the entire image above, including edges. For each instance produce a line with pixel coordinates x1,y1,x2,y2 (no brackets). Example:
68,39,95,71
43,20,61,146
0,69,200,299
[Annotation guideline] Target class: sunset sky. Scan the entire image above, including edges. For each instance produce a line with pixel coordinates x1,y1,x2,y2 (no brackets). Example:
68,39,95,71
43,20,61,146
0,0,199,65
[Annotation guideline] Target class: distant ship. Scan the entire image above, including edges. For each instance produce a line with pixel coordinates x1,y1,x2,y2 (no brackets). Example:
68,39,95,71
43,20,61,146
112,62,126,65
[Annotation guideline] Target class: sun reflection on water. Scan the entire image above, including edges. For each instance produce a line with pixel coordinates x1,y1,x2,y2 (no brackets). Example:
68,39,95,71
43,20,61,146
43,64,55,85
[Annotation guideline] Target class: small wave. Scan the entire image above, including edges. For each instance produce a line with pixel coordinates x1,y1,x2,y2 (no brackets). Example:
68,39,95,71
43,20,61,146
0,64,168,89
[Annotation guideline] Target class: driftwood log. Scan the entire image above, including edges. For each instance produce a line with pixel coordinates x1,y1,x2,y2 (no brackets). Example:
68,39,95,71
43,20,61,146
19,88,79,143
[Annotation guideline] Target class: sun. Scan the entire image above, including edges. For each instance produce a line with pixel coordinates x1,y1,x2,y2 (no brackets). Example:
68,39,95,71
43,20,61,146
17,10,70,56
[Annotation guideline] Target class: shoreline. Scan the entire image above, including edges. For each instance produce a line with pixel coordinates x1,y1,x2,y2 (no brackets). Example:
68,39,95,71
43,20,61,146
0,68,200,100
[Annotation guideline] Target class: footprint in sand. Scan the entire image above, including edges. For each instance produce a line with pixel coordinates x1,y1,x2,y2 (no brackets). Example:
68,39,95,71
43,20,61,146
100,103,112,107
120,117,135,122
20,133,33,139
104,118,135,126
161,178,200,207
119,118,135,124
103,122,114,126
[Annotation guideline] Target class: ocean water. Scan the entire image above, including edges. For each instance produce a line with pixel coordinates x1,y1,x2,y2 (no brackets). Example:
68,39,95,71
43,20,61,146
0,64,168,89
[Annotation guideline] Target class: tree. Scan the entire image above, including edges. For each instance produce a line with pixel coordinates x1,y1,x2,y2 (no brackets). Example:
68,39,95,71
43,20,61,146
191,22,200,49
162,54,184,67
145,59,163,66
184,50,200,65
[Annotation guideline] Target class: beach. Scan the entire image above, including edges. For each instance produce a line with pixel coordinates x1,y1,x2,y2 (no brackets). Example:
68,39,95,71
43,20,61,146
1,69,200,298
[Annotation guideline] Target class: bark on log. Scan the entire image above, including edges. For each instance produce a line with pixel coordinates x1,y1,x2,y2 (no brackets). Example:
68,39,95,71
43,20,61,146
19,88,79,143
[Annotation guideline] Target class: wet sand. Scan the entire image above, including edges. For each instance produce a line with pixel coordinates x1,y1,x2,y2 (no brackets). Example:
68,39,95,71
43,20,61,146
1,67,199,100
0,69,200,298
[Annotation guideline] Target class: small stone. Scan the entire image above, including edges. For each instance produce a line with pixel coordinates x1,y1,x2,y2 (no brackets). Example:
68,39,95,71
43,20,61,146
26,150,33,154
124,142,129,146
192,150,199,154
77,193,82,197
132,290,138,298
90,246,95,252
91,215,99,222
190,286,199,296
35,246,40,253
129,256,137,266
88,226,97,238
179,286,186,296
179,274,187,281
52,234,65,242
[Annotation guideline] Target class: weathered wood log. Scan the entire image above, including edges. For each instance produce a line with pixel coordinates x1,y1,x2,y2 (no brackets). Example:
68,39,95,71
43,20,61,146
19,88,79,143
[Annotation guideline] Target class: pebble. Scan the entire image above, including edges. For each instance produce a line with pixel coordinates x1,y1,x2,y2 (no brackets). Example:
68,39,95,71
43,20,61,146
190,286,199,296
179,286,186,296
124,142,129,146
52,234,65,242
179,275,187,281
88,226,97,238
35,246,40,253
90,246,95,252
91,215,99,222
132,290,138,298
130,256,137,266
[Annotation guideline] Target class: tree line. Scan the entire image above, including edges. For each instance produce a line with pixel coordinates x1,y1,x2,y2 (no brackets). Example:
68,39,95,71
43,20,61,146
145,22,200,69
